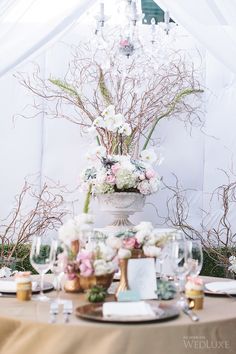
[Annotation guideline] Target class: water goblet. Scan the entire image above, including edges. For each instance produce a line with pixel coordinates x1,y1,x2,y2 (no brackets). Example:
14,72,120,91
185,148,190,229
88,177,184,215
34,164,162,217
186,240,203,277
30,235,56,302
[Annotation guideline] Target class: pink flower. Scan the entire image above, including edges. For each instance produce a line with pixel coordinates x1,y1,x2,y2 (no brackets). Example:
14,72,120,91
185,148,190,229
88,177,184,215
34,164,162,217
123,237,136,249
111,163,121,174
106,174,116,185
120,39,129,47
79,259,93,277
146,169,155,179
77,251,92,263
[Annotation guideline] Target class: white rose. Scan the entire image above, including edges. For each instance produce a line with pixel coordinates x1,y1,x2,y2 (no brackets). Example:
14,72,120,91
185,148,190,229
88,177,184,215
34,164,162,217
106,236,123,249
143,245,161,258
118,248,132,259
58,219,79,245
134,222,153,233
99,244,116,261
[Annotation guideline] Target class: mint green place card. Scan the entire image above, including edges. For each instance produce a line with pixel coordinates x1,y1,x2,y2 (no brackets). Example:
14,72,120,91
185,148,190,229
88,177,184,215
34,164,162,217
117,290,141,302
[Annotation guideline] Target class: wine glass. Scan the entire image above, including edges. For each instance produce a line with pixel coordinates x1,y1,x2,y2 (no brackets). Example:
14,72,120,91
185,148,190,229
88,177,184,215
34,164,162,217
30,235,56,302
169,237,189,306
51,240,65,304
186,240,203,277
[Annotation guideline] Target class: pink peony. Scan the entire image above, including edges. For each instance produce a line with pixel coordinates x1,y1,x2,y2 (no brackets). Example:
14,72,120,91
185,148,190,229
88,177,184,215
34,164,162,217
111,163,121,174
145,169,155,179
77,251,93,263
106,174,116,185
79,259,93,277
123,237,136,249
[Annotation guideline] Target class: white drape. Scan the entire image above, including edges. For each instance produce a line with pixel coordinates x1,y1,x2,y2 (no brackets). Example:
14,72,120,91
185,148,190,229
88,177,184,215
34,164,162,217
0,0,96,78
155,0,236,74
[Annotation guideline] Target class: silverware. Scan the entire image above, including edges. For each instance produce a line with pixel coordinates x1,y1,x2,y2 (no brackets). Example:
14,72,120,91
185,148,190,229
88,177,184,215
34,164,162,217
63,300,73,323
181,303,199,322
49,301,59,324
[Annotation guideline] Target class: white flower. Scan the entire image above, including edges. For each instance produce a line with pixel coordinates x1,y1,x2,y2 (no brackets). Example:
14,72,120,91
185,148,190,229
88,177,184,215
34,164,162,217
58,219,79,245
106,236,123,249
134,221,153,232
116,169,137,189
99,244,116,261
143,245,161,258
118,248,132,259
140,149,157,164
137,177,160,195
93,259,108,276
93,116,106,128
118,122,132,136
86,145,106,163
102,105,115,117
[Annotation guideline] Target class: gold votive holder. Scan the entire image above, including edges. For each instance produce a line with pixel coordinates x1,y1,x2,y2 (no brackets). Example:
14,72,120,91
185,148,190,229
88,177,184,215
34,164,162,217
185,289,204,310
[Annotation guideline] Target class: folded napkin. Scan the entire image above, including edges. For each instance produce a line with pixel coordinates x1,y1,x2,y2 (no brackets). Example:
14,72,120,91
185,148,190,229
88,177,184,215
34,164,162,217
0,280,38,293
103,301,157,318
205,281,236,294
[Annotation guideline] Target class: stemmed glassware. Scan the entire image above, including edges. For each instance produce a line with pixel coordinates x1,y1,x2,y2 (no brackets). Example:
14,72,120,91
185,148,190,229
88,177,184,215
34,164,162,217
168,231,189,306
185,240,203,277
30,235,57,302
51,240,65,304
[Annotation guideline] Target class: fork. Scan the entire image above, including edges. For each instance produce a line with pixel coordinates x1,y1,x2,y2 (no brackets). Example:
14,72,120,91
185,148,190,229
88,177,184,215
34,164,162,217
63,300,73,323
49,301,59,324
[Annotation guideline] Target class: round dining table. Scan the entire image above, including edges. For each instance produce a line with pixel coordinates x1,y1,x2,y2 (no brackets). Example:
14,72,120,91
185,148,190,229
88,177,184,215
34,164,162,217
0,276,235,354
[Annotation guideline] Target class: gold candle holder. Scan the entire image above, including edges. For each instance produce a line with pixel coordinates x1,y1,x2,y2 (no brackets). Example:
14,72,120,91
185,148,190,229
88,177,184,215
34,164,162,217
115,258,129,300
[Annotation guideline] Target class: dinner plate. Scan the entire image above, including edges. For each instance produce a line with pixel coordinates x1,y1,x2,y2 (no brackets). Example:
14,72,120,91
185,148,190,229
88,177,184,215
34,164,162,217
0,280,54,294
75,302,179,324
204,281,236,296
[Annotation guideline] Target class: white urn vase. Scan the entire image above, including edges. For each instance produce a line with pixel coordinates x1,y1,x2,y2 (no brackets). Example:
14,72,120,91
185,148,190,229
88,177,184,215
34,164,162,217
97,192,145,233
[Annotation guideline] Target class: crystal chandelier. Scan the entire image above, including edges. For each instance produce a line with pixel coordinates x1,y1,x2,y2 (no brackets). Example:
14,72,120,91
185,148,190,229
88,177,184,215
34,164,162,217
93,0,176,59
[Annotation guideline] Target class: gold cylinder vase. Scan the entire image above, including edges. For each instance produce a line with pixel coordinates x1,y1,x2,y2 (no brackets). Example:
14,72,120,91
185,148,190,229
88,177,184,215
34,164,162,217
115,258,129,300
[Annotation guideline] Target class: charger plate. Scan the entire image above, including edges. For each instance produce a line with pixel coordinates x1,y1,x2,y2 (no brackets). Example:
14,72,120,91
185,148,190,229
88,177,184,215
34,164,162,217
204,281,236,296
0,280,54,294
76,302,179,324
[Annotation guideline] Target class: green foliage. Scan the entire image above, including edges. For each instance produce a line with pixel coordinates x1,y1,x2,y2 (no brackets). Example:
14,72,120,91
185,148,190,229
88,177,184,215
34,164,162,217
156,279,176,300
98,67,113,106
201,249,228,278
49,78,83,106
87,285,107,303
142,88,204,150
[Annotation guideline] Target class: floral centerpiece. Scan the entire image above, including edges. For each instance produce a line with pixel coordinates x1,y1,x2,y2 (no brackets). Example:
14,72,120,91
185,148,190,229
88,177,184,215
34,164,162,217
59,214,117,292
107,222,170,259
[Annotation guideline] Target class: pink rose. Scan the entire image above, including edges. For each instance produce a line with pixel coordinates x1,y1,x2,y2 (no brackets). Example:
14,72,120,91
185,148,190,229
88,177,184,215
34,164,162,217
111,163,121,174
106,174,116,185
123,237,136,249
79,259,93,277
146,169,155,179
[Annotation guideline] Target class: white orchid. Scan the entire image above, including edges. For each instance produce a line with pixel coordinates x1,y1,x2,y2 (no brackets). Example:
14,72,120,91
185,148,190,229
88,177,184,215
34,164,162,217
102,105,115,117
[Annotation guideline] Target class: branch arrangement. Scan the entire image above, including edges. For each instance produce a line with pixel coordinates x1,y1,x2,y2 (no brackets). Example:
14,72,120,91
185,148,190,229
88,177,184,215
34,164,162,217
0,181,68,262
162,172,236,273
16,43,204,157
